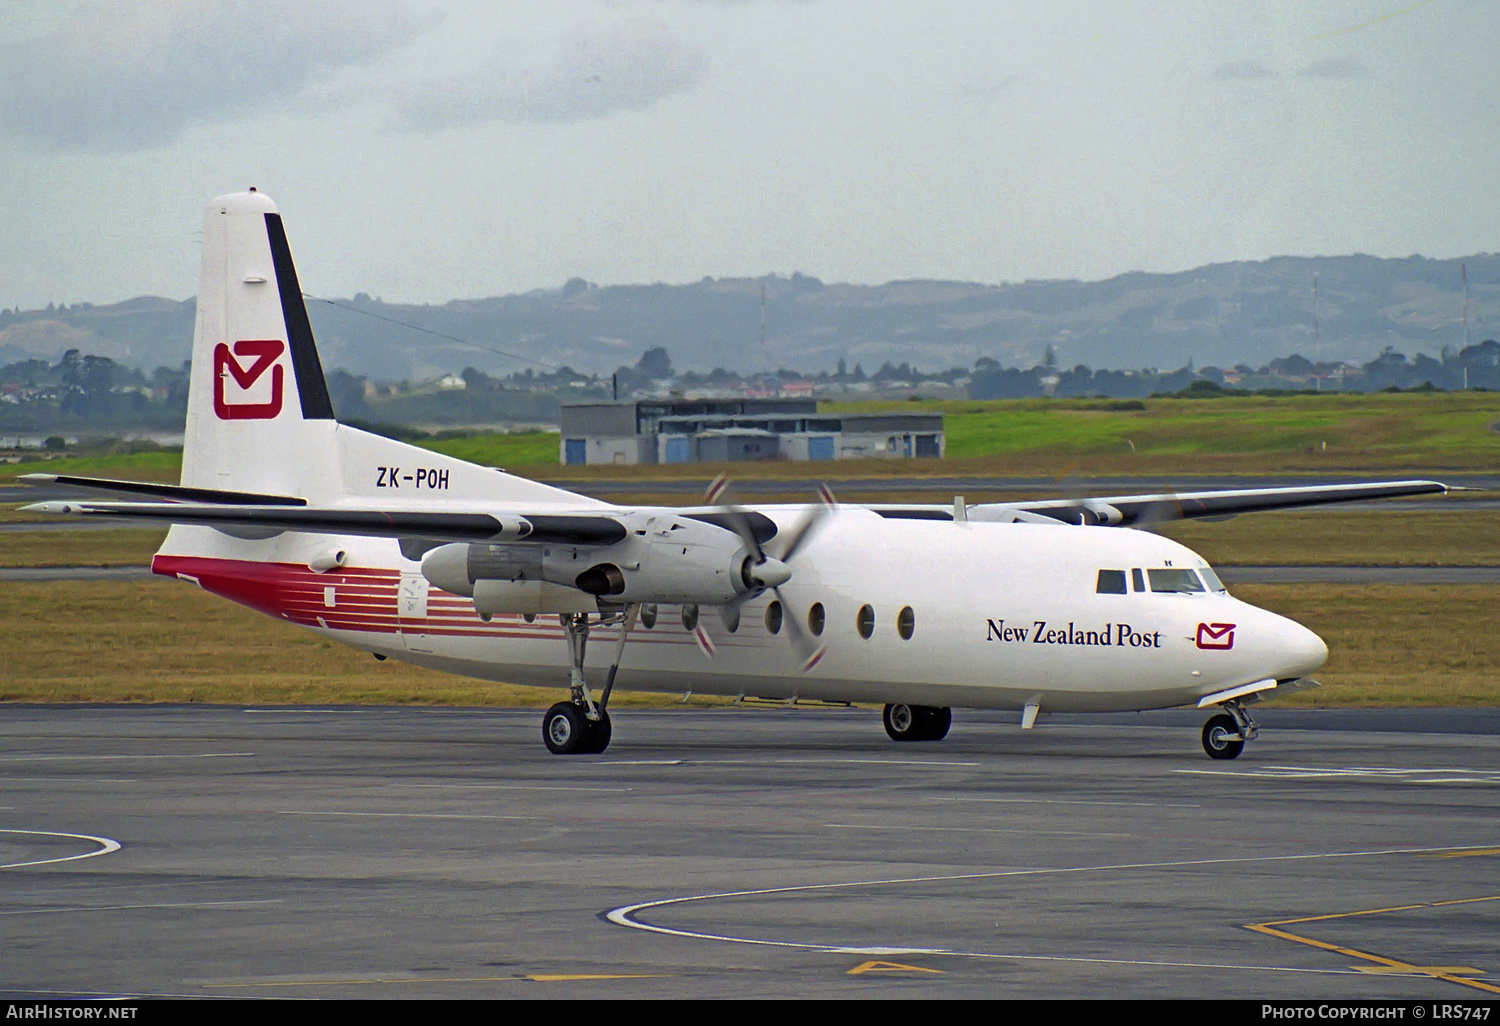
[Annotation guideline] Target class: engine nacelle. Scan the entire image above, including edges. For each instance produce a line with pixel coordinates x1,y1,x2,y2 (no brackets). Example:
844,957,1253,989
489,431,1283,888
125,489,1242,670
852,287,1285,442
471,579,598,616
420,514,766,609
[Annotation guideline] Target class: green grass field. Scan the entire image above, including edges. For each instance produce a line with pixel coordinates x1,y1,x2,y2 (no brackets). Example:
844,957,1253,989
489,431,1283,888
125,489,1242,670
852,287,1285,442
5,391,1497,482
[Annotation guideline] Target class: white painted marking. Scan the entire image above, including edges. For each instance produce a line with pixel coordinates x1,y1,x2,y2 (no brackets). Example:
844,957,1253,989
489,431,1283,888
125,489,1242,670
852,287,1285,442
0,899,282,916
277,811,532,821
0,829,122,869
0,752,252,763
589,759,683,766
946,796,1201,809
387,783,635,793
699,758,980,768
1177,765,1500,785
826,824,1134,838
324,585,336,608
605,843,1480,973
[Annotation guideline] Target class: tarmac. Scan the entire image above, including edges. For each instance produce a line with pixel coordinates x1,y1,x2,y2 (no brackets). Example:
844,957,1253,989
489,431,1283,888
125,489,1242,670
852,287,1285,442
2,705,1497,999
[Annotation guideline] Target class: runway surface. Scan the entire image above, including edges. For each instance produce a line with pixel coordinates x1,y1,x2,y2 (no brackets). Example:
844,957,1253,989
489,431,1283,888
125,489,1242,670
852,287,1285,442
2,705,1497,999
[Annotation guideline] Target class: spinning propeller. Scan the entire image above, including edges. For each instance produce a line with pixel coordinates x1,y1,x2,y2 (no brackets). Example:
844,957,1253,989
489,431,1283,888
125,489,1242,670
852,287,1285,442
703,473,836,672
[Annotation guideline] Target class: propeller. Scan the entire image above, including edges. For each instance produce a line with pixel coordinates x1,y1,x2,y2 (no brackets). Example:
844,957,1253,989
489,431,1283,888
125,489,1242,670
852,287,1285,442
703,474,835,671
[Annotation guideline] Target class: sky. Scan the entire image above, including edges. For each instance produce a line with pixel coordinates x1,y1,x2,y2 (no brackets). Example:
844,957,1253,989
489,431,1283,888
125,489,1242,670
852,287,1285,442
2,0,1497,310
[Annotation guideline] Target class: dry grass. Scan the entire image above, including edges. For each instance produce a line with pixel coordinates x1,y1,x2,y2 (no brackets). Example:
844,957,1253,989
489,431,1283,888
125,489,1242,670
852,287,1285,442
0,579,1493,707
1161,510,1500,566
1238,584,1500,706
0,529,167,567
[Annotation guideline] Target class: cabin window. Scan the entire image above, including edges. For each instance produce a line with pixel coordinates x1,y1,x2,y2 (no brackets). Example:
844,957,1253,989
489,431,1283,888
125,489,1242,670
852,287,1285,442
765,601,783,635
1132,568,1146,592
808,602,826,637
1148,568,1205,594
1199,566,1228,592
682,603,700,631
640,603,658,629
1096,569,1127,594
897,606,915,640
856,604,875,639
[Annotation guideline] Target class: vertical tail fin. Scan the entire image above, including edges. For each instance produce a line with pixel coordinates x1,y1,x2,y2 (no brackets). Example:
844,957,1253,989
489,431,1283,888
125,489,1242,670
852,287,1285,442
182,190,339,499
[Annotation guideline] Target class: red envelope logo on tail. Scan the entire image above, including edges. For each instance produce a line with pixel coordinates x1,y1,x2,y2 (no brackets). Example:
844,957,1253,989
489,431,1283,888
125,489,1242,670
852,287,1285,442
213,339,285,420
1195,622,1236,650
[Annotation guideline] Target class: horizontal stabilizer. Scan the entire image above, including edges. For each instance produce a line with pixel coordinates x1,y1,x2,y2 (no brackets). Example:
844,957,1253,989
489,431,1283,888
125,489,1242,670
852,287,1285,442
18,473,306,506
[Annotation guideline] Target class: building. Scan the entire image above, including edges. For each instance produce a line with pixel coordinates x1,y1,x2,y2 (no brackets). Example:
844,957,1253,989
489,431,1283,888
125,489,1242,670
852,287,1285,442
558,399,944,466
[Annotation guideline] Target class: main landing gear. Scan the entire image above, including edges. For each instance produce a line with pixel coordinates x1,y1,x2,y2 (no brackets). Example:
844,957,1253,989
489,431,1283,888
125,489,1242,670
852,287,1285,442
882,703,951,742
1201,699,1259,760
543,607,637,755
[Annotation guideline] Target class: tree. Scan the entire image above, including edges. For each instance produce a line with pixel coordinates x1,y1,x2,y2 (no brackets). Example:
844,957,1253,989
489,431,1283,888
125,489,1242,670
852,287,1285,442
636,347,674,379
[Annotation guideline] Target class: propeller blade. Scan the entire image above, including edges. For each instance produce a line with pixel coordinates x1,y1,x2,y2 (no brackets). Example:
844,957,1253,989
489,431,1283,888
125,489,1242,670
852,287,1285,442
703,473,767,562
772,586,827,673
775,485,836,563
692,625,717,659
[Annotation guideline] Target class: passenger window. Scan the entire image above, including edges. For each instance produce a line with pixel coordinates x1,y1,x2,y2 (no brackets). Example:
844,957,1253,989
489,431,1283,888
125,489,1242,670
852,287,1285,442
681,603,699,631
1148,568,1205,594
765,601,783,635
808,602,826,637
1132,568,1146,592
897,606,915,640
857,604,875,639
1096,569,1127,594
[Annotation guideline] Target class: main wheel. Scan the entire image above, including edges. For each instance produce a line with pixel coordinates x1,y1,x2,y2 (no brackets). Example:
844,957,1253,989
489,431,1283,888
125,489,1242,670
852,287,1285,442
884,704,949,742
543,702,590,755
1201,712,1245,760
582,708,612,755
883,703,920,741
924,706,952,741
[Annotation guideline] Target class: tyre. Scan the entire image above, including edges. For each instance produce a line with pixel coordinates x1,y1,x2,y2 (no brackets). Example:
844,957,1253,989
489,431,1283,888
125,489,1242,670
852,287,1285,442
582,709,612,755
924,706,952,741
1201,712,1245,760
543,702,590,755
883,703,919,741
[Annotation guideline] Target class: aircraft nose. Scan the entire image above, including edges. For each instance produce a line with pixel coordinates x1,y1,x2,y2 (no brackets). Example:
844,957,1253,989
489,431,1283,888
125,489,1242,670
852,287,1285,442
1274,618,1328,679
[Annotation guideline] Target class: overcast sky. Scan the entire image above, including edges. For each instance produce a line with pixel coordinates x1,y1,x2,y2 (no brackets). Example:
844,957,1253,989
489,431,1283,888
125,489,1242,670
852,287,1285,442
2,0,1496,310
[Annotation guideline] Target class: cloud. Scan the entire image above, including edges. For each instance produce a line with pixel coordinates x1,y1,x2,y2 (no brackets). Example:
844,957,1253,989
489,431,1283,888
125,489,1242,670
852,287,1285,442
1210,61,1276,81
0,1,429,151
1296,58,1368,79
393,18,708,130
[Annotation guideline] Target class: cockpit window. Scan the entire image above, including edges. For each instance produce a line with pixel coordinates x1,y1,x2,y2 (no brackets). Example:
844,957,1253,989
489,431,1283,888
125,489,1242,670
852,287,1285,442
1148,568,1205,594
1096,569,1127,594
1198,566,1227,592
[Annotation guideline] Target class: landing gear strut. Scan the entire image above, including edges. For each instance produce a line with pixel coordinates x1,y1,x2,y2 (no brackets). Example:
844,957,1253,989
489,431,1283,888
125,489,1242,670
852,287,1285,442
1201,699,1258,760
541,608,636,755
882,703,952,742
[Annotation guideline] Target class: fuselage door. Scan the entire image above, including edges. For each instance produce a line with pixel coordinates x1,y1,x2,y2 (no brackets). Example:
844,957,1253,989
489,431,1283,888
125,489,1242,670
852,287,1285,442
398,571,434,652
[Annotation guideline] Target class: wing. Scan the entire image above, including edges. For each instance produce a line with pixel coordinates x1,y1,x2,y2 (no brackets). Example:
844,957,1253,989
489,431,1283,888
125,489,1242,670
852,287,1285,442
867,479,1449,526
17,473,778,547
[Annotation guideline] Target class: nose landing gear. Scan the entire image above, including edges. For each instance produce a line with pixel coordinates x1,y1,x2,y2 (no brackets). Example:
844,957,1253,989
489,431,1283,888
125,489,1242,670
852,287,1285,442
1201,699,1259,760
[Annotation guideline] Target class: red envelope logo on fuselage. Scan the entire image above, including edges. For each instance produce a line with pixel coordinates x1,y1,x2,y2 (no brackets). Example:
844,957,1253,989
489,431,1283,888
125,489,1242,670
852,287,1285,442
214,339,285,420
1195,622,1236,650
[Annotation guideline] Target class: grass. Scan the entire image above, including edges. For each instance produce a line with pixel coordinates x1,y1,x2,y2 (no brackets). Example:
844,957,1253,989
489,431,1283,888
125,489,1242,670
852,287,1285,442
7,392,1495,482
0,579,1491,706
1238,584,1500,707
0,580,730,706
0,529,168,568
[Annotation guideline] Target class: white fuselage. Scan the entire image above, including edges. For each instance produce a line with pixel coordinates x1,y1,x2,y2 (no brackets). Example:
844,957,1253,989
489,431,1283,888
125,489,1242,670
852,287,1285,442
153,507,1327,714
